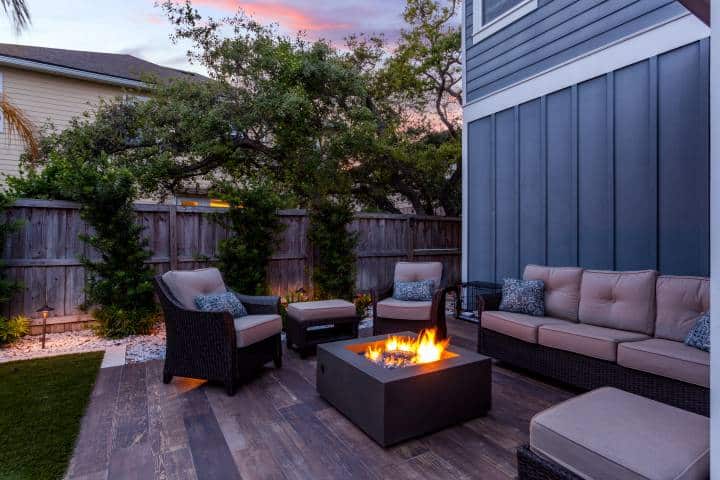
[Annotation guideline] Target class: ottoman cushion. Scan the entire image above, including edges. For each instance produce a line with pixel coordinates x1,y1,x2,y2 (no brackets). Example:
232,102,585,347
287,299,356,322
530,387,709,480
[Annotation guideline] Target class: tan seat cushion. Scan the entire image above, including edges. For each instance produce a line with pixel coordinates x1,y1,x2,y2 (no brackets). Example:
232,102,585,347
376,298,431,321
481,311,571,344
524,265,583,321
286,300,356,322
655,276,710,342
578,270,657,335
394,262,443,288
234,314,282,348
161,268,227,310
530,387,709,480
618,339,709,388
538,323,649,362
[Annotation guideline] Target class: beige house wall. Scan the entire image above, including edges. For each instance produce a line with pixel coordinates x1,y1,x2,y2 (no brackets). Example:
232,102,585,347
0,66,126,177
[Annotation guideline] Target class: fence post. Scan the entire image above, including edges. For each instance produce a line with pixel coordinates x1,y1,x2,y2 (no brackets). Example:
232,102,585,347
406,216,415,260
168,204,178,271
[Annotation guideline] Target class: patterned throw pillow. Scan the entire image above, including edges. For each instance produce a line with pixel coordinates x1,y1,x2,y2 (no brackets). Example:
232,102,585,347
194,292,248,318
499,278,545,317
685,312,710,352
393,280,435,302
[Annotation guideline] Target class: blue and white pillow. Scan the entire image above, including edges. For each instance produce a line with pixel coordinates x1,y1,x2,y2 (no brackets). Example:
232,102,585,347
393,280,435,302
194,292,248,318
499,278,545,317
685,312,710,352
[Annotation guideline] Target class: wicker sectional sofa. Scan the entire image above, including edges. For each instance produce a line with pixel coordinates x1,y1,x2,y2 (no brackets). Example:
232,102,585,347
478,265,709,415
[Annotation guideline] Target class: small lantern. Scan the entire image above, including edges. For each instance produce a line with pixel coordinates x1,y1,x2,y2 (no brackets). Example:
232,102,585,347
36,304,54,349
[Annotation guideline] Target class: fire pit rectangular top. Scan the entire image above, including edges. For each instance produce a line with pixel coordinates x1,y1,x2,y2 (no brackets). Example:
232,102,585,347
317,332,488,383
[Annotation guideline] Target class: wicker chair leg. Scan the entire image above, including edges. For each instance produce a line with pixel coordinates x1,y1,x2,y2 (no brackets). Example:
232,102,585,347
225,377,237,396
273,335,282,368
162,369,172,384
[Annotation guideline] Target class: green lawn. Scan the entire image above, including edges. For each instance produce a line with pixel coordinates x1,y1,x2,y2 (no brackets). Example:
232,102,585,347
0,352,104,480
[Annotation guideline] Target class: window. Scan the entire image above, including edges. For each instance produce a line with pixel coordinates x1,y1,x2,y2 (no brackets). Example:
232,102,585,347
472,0,538,43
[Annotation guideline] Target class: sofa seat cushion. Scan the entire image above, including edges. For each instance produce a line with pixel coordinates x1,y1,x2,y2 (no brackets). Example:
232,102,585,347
524,265,583,321
530,387,709,480
481,311,571,344
286,299,356,322
233,314,282,348
162,268,227,310
578,269,657,335
538,323,649,362
655,275,710,341
618,338,709,388
376,298,431,321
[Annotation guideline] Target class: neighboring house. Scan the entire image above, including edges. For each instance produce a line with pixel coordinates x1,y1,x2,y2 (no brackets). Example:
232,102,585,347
462,0,711,282
0,43,202,177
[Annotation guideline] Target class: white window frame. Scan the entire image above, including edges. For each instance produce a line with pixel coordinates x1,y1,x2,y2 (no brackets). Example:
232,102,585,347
0,71,4,133
472,0,538,43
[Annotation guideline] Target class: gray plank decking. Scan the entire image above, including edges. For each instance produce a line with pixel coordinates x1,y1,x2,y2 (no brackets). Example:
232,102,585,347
67,318,574,480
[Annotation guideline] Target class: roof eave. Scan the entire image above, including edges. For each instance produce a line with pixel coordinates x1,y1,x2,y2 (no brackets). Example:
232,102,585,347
0,54,150,89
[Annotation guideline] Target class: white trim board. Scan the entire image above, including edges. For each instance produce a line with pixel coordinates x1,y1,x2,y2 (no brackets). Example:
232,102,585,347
463,12,710,123
472,0,538,43
461,0,468,281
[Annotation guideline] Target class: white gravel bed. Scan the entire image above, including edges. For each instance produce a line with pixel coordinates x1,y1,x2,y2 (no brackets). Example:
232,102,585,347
0,323,167,365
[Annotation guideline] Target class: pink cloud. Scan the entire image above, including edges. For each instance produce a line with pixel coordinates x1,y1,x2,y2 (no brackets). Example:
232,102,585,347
190,0,353,32
145,13,165,25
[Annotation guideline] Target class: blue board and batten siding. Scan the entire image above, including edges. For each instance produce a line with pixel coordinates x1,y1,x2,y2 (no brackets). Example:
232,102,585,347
466,39,710,281
465,0,688,102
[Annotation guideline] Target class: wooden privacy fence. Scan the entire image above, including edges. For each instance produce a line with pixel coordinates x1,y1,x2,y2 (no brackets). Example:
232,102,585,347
3,199,460,328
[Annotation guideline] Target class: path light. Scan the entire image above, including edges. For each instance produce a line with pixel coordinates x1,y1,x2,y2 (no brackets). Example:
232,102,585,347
36,304,54,349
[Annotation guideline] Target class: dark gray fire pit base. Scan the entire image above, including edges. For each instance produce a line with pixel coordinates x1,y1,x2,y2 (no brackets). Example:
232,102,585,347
316,332,492,447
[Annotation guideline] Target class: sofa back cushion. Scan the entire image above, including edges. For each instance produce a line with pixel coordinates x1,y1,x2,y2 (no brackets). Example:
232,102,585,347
394,262,443,288
655,275,710,341
161,268,227,310
578,270,657,335
523,265,583,321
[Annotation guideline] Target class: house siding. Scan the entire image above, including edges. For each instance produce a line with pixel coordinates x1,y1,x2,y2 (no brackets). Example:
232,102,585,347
0,67,124,177
466,39,710,281
465,0,688,102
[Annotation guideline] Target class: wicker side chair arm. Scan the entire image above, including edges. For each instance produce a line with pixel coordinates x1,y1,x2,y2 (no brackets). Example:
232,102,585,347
234,294,281,315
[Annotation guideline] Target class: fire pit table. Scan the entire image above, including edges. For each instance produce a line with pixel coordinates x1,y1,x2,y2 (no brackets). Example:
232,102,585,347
316,331,491,447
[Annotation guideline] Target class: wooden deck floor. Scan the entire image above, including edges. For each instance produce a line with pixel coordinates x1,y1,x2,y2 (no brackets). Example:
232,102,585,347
67,318,574,480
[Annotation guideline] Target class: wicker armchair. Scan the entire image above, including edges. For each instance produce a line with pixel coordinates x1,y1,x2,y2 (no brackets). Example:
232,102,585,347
371,261,448,338
154,268,282,396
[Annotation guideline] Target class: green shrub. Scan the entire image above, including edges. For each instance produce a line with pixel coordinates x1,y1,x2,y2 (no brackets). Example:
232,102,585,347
212,182,286,295
77,168,158,338
307,197,357,300
0,316,29,346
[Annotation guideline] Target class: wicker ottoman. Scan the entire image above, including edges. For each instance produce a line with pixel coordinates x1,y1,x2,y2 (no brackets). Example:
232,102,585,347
286,300,360,356
518,387,709,480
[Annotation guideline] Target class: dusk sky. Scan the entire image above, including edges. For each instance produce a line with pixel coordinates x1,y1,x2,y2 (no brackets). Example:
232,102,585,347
0,0,409,75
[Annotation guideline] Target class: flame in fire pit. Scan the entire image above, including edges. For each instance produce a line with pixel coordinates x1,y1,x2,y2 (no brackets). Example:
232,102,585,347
365,329,449,368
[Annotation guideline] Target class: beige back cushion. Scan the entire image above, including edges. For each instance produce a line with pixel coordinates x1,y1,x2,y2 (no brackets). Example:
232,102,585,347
524,265,583,321
161,268,227,310
654,276,709,341
394,262,443,288
578,270,657,335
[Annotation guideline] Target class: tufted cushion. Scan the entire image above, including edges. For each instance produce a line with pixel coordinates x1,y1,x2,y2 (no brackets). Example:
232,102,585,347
233,314,282,347
524,265,583,321
394,262,443,288
162,268,227,310
376,298,432,321
578,270,657,335
655,276,710,341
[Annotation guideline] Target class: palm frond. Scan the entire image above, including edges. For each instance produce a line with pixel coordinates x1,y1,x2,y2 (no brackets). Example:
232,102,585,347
1,0,30,33
1,94,40,160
